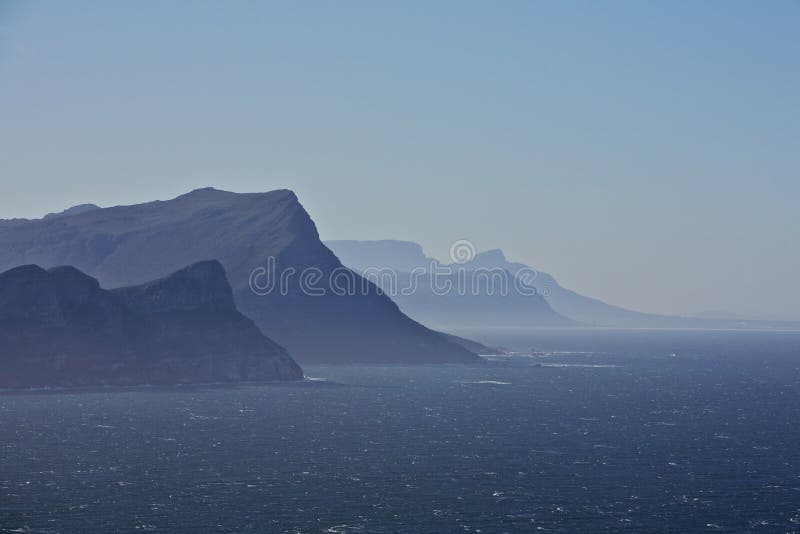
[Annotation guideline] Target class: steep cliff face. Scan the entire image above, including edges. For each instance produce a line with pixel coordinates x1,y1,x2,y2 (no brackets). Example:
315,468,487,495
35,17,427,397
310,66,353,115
0,261,303,388
0,189,479,364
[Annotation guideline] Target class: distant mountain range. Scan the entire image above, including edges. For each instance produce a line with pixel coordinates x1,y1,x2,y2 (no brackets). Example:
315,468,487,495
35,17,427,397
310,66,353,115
0,261,303,388
0,189,479,364
325,241,572,329
326,240,800,330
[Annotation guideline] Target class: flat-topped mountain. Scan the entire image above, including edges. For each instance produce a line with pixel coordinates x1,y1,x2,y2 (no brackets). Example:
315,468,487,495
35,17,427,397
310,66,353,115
327,240,800,330
326,240,433,273
0,189,479,364
325,240,573,329
0,261,303,388
326,239,691,327
451,249,754,328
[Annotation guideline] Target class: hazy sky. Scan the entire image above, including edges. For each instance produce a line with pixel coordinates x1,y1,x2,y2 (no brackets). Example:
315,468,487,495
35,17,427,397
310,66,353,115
1,1,798,319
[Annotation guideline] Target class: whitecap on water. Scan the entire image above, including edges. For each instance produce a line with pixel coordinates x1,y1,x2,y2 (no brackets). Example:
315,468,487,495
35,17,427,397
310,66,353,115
541,363,619,368
458,380,511,385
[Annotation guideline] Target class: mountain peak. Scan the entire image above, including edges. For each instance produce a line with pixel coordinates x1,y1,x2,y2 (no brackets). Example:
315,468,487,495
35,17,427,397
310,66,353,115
474,249,507,263
115,260,236,313
169,259,227,280
0,264,49,285
0,262,303,387
42,204,100,221
47,265,102,291
175,187,299,203
175,187,235,200
325,239,433,272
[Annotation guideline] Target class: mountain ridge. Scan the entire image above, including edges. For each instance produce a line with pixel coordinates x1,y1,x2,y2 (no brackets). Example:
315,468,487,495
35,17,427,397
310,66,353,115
0,189,480,364
325,239,800,330
325,240,573,329
0,260,303,388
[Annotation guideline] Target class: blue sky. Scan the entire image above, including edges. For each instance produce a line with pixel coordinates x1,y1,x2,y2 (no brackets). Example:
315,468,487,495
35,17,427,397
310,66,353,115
1,1,798,319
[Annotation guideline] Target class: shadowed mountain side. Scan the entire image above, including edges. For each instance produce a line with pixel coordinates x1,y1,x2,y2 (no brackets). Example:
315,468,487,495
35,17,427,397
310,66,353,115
236,273,482,363
0,261,303,388
0,189,479,364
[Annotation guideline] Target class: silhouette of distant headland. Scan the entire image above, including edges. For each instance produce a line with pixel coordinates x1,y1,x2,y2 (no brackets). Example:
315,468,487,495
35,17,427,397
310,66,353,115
0,189,480,364
0,261,303,388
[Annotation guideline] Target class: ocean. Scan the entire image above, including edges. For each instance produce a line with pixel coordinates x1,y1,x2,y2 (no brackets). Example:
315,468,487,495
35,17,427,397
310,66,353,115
2,329,800,532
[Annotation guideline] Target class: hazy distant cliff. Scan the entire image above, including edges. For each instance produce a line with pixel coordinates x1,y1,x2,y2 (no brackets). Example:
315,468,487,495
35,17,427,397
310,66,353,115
0,261,303,388
325,240,573,329
0,189,479,364
327,240,800,330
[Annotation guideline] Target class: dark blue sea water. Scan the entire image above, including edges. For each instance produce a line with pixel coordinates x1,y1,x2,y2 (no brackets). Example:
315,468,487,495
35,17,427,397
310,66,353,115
2,329,800,532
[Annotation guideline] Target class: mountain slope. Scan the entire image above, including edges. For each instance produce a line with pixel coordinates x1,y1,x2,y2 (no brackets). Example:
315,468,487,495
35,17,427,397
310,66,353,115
326,240,800,329
326,239,681,327
0,261,303,388
454,249,730,327
0,189,479,364
455,249,655,326
326,241,573,329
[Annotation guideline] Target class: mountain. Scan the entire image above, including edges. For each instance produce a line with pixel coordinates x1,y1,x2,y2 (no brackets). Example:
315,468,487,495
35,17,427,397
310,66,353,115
453,249,793,328
0,261,303,388
455,248,658,327
325,240,433,273
0,189,479,364
325,241,573,329
325,240,800,329
43,204,101,221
